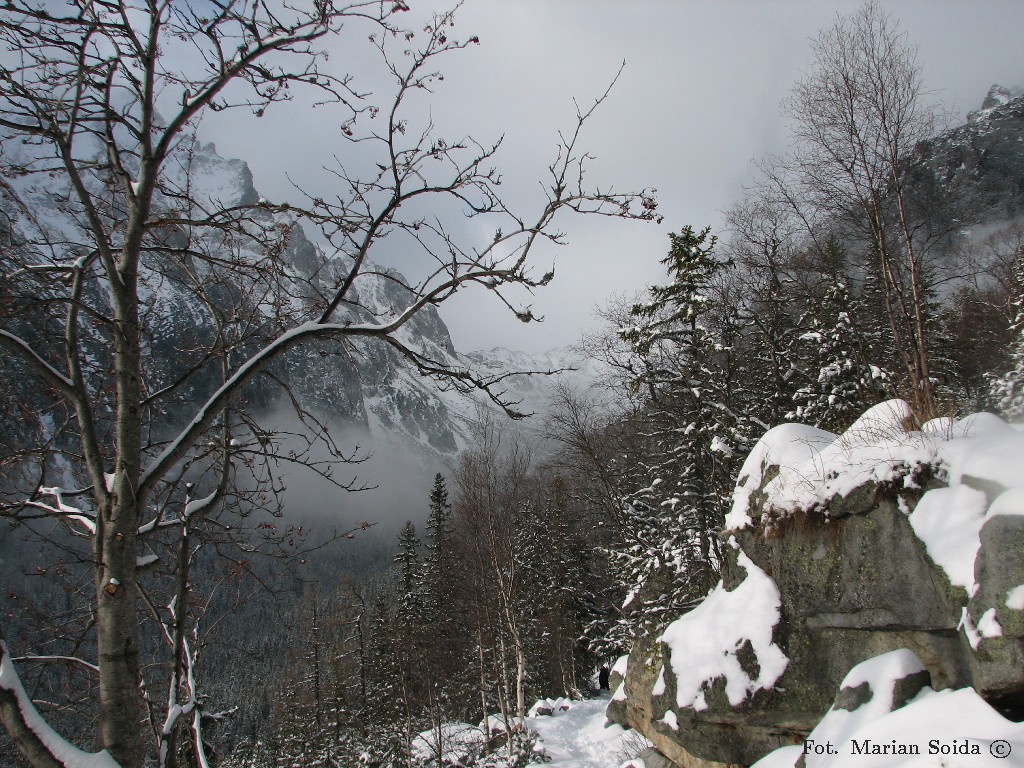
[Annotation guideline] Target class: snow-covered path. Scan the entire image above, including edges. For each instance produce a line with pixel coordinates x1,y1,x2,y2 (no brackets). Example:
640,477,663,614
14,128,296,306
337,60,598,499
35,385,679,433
526,694,640,768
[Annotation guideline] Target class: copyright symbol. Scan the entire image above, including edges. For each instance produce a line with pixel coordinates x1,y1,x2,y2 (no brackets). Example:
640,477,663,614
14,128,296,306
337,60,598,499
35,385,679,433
990,740,1011,759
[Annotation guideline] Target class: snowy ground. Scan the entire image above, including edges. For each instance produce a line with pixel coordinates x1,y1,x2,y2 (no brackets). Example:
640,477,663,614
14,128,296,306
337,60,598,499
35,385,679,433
526,693,643,768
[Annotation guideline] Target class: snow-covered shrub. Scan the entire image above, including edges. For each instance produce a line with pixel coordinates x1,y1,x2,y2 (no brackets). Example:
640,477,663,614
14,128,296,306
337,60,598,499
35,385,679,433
473,728,547,768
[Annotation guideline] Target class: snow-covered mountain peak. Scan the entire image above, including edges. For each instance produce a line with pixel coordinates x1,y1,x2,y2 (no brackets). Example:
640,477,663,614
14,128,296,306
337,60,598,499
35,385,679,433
179,140,261,207
166,141,604,456
967,83,1022,123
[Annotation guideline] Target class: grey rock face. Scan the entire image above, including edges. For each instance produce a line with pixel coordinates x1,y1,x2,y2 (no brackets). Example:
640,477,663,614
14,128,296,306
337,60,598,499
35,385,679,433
929,88,1024,220
610,478,1024,767
967,511,1024,703
736,494,971,693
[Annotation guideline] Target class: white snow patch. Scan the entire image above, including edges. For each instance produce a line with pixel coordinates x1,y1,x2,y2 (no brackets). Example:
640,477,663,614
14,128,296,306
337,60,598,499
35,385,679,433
763,650,930,766
651,669,666,697
753,652,1024,767
730,401,1024,534
660,709,679,730
747,400,933,524
479,713,512,733
710,435,734,457
751,745,803,768
412,723,481,764
660,545,788,710
907,485,988,593
990,487,1024,518
526,696,647,768
528,697,571,717
0,642,120,768
977,608,1003,639
959,608,983,651
726,422,836,529
936,417,1024,490
692,691,707,712
611,655,629,677
1006,584,1024,610
622,583,641,609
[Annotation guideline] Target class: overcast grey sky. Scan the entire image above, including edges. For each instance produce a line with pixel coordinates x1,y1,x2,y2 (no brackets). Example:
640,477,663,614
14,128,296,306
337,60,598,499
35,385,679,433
201,0,1024,355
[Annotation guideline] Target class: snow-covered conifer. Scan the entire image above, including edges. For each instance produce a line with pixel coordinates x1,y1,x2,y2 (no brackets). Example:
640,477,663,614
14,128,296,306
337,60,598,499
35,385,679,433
990,252,1024,420
791,279,893,431
422,473,453,614
394,521,425,624
613,226,749,644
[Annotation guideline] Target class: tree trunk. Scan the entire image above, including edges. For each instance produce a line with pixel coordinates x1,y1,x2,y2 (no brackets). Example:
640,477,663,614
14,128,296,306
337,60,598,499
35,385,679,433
477,627,490,741
95,513,144,768
98,267,146,768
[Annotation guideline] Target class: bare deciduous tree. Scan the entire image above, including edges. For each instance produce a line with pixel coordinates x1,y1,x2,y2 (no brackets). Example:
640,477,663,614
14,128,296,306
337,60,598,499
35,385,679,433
0,3,657,767
761,0,952,418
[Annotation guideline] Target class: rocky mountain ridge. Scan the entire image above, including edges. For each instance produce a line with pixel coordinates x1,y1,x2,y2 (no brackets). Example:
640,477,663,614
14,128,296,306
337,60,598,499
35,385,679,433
185,144,589,458
0,127,582,472
924,83,1024,222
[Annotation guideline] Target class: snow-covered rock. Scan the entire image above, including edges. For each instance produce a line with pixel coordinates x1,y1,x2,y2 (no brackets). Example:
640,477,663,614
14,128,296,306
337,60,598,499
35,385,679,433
660,544,788,712
753,650,1024,768
528,697,571,717
610,401,1024,768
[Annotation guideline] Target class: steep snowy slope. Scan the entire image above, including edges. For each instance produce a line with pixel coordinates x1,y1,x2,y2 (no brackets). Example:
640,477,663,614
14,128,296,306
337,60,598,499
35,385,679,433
0,125,593,483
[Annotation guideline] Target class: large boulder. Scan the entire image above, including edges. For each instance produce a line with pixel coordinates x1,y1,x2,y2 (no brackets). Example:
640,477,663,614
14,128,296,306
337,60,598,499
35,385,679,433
733,489,971,704
608,402,1024,767
965,498,1024,710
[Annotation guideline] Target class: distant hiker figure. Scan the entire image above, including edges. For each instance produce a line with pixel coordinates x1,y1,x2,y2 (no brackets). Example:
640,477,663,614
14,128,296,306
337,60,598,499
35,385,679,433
599,665,610,690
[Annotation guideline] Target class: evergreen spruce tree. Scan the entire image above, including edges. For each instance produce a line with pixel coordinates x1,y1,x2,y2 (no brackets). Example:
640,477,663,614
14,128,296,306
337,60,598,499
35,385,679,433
991,251,1024,420
395,521,425,624
418,474,478,733
422,474,453,614
621,226,724,362
365,593,404,723
791,279,893,431
614,226,748,644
